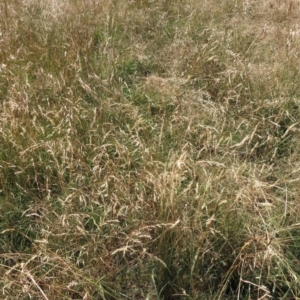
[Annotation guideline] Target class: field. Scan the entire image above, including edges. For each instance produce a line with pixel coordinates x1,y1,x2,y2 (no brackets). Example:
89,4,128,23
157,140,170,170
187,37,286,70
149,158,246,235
1,0,300,299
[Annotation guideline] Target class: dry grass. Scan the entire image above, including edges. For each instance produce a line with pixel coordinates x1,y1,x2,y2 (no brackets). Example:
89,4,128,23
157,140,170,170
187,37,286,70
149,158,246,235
1,0,300,299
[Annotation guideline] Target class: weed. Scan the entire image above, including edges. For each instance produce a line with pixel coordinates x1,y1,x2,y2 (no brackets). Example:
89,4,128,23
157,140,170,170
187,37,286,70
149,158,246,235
1,0,300,299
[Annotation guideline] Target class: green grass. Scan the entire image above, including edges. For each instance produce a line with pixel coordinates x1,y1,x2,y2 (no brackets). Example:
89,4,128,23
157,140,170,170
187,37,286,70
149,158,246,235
1,0,300,299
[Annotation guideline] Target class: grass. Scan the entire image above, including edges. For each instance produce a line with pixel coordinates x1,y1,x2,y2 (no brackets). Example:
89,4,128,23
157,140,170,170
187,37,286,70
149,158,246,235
1,0,300,299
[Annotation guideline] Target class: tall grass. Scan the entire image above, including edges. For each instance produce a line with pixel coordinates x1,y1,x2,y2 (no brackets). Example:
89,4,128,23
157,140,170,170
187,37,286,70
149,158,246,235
1,0,300,299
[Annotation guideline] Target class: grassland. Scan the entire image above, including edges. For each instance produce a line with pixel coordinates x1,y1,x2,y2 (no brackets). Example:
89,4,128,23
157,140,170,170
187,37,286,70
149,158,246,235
1,0,300,299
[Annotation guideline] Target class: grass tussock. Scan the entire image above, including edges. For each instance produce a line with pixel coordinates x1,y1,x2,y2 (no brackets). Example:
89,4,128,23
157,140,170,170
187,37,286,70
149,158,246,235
1,0,300,299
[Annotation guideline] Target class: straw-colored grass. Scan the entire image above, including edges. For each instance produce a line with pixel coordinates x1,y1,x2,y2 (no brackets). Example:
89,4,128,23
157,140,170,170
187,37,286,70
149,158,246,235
1,0,300,299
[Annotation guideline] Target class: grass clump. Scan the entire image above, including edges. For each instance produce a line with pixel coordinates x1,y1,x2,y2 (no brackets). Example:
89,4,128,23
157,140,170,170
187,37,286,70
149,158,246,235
1,0,300,299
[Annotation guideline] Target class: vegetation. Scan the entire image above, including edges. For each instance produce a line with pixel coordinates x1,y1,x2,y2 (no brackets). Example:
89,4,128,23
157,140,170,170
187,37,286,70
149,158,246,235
1,0,300,299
